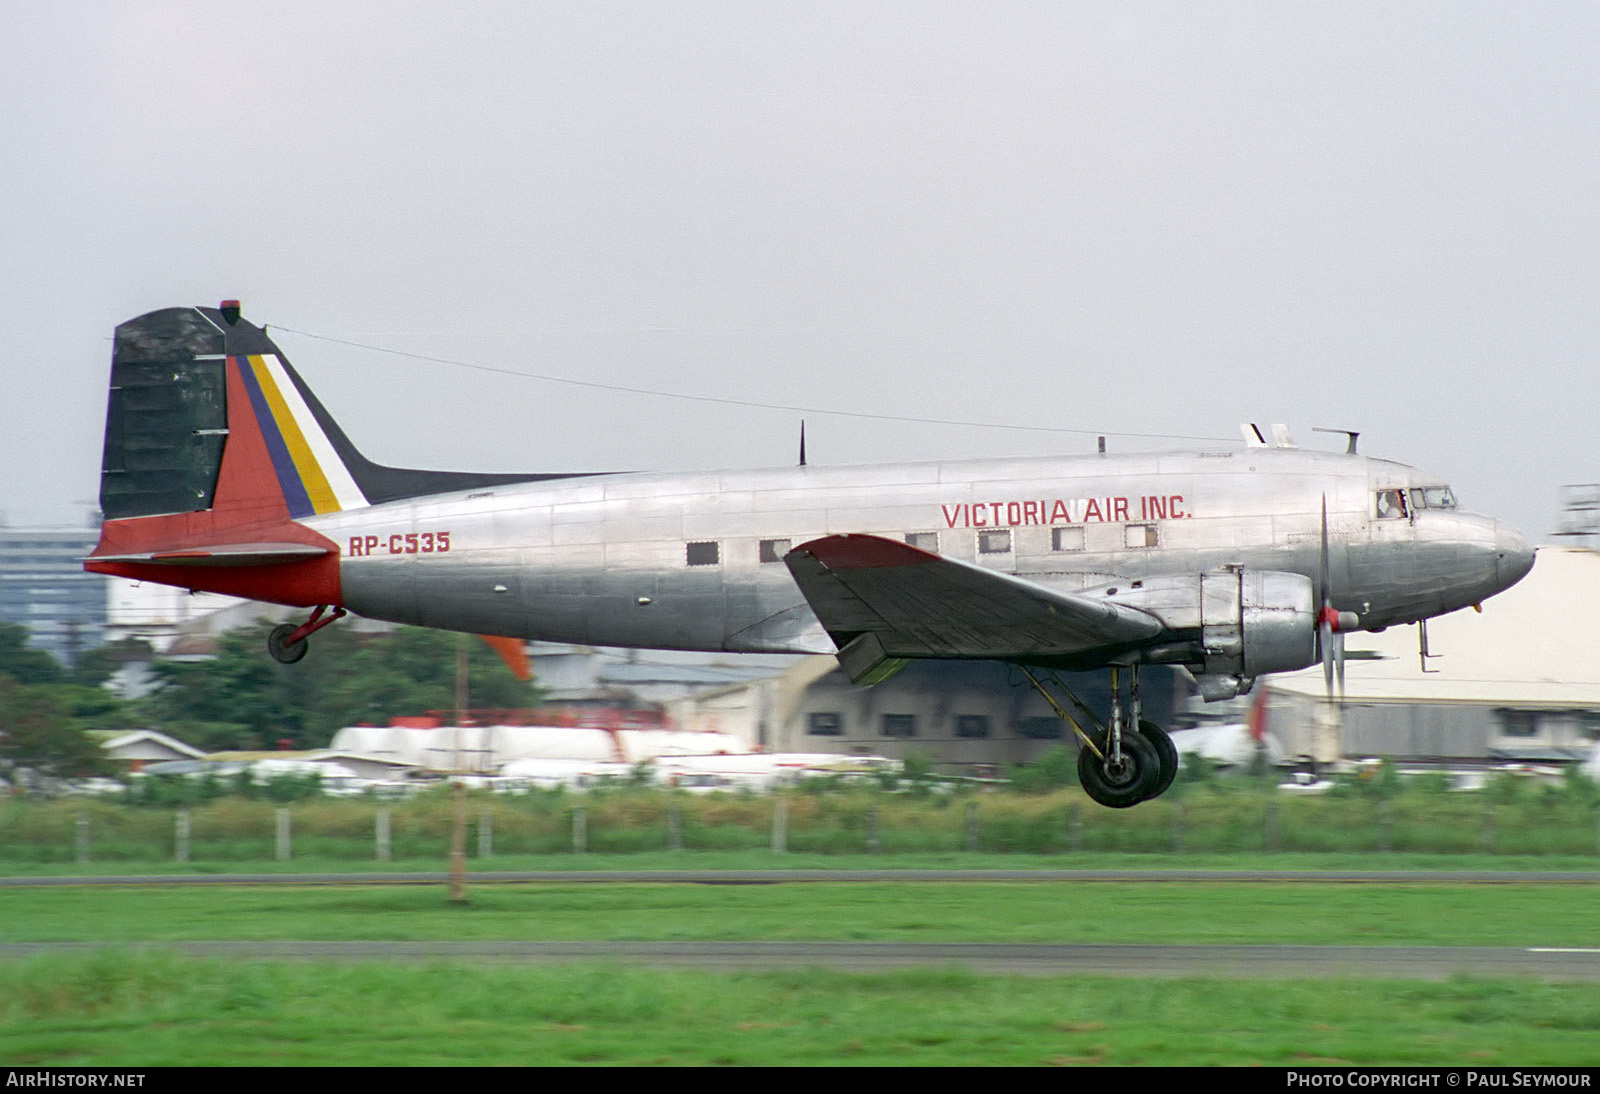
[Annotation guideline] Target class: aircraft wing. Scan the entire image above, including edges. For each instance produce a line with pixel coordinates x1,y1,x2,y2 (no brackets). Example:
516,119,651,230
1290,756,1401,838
783,534,1162,683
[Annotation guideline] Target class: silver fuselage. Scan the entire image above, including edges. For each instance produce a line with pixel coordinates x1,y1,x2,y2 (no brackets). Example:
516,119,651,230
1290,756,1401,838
309,446,1533,669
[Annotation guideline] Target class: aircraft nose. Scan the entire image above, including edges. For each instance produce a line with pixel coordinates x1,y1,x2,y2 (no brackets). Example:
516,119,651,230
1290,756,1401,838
1493,521,1536,590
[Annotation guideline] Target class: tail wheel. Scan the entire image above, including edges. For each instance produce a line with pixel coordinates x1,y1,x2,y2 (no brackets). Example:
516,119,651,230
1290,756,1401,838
1140,720,1179,799
1078,728,1161,809
267,623,309,664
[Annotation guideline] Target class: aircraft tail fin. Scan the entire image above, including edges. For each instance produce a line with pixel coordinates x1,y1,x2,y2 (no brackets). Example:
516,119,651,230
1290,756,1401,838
90,301,583,606
89,302,559,606
89,304,362,605
100,302,566,525
98,303,369,524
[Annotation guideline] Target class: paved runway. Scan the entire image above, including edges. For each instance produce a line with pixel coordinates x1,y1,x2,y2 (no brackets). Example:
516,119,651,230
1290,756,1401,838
10,871,1595,981
5,940,1600,980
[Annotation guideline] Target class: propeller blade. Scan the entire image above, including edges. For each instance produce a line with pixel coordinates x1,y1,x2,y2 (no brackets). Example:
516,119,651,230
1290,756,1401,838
1320,495,1331,607
1334,628,1346,699
1318,494,1340,702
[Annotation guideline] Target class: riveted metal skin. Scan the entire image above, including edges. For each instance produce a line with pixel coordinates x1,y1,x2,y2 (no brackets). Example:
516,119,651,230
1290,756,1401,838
314,446,1533,679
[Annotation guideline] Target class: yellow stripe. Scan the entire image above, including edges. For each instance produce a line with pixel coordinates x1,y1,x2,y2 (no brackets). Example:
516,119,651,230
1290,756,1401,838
248,355,341,514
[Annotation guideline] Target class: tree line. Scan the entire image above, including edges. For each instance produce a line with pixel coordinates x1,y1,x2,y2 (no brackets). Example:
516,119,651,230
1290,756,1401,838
0,621,539,780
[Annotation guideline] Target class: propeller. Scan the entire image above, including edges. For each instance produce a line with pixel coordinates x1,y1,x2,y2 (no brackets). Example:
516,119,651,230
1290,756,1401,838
1318,495,1346,700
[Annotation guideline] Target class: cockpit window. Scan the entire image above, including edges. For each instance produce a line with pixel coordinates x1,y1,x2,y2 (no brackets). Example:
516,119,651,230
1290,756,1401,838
1375,489,1408,520
1409,486,1457,511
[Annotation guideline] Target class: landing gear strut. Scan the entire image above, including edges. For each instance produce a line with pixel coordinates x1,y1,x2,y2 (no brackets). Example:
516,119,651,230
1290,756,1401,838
1019,663,1177,808
267,605,346,664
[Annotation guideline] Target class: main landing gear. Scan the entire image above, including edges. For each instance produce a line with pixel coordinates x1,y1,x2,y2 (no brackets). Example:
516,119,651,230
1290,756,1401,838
1019,664,1178,809
267,605,346,664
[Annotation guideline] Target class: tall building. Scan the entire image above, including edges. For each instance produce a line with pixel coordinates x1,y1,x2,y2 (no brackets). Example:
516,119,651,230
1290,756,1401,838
0,522,108,666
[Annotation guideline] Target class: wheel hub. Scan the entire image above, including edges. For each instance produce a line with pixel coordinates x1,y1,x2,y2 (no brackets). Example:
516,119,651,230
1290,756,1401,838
1101,756,1138,787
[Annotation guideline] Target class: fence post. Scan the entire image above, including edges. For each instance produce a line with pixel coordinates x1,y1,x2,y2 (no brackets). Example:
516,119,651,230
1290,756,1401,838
1265,798,1279,853
1482,800,1495,854
963,799,979,852
1171,800,1184,854
1068,801,1083,852
668,802,683,851
74,812,89,864
275,808,291,861
867,804,880,853
376,808,391,862
1378,798,1393,853
175,810,190,863
771,798,788,854
572,806,587,854
478,809,493,859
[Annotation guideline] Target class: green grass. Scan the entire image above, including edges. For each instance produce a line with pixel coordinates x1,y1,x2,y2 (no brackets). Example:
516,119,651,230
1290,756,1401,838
6,876,1600,1064
4,878,1600,948
5,848,1600,876
7,777,1600,1066
3,951,1598,1065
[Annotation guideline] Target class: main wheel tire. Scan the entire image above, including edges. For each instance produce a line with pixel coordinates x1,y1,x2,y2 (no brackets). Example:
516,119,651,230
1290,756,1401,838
1140,719,1179,800
1078,727,1161,809
267,623,309,664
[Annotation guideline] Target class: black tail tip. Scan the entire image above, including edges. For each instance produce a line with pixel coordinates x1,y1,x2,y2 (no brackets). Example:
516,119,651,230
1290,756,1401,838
219,299,242,325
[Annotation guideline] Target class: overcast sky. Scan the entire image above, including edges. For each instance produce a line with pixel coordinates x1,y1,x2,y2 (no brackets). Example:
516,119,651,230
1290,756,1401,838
3,2,1595,541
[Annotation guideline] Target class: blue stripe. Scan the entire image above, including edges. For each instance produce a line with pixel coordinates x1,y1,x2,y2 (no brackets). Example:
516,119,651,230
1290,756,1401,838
235,357,315,519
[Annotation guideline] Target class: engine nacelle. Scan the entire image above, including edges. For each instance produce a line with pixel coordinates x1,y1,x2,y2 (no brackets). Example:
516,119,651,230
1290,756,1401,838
1197,568,1316,678
1100,567,1316,678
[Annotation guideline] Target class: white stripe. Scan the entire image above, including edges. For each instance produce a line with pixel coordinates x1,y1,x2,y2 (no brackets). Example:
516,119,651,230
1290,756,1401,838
258,354,369,511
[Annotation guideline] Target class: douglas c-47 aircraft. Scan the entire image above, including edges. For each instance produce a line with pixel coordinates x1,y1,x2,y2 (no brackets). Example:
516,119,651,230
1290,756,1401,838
86,303,1536,807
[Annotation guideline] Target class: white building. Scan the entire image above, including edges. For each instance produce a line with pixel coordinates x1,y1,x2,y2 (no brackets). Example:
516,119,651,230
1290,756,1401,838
1262,546,1600,763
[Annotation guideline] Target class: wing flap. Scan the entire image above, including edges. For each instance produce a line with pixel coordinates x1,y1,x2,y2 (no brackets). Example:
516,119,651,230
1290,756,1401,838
783,534,1162,669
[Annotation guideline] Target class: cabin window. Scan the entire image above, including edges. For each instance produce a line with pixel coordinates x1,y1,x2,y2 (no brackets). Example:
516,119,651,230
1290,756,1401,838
955,714,991,739
1374,490,1408,520
1409,486,1458,511
1052,527,1085,552
807,712,844,736
1125,524,1158,548
881,714,917,738
759,538,792,563
905,532,939,551
978,529,1012,554
686,541,720,566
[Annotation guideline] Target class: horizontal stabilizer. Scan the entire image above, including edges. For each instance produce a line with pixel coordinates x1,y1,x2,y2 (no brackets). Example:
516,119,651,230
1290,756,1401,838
783,534,1162,668
88,542,334,568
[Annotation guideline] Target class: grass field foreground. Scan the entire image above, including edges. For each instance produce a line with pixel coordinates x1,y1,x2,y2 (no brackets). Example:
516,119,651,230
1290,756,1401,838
4,878,1600,948
8,848,1600,877
4,951,1600,1066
